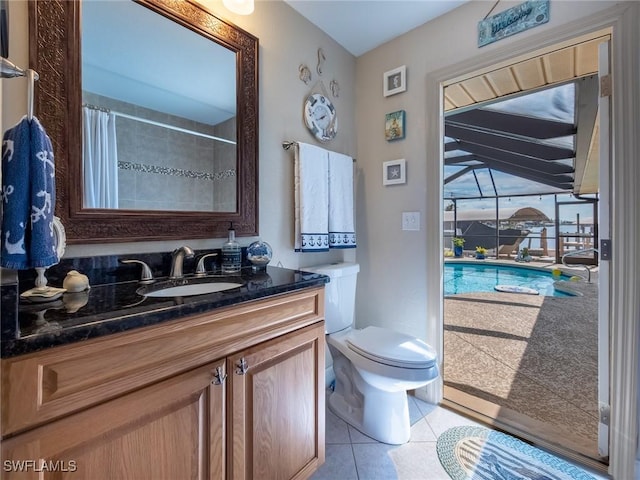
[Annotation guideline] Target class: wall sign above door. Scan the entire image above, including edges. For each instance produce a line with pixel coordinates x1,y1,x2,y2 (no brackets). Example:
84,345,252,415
478,0,550,47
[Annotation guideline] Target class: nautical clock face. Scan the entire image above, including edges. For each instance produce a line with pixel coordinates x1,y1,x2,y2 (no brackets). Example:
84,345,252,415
304,93,337,142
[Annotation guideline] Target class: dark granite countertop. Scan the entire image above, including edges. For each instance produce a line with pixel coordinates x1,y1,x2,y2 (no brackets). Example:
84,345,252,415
1,264,328,359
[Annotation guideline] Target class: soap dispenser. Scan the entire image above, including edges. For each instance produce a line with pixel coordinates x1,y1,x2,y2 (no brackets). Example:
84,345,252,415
221,223,241,273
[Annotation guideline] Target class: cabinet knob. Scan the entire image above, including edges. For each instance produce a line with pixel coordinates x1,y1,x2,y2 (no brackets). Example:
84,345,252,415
235,357,249,375
212,367,227,385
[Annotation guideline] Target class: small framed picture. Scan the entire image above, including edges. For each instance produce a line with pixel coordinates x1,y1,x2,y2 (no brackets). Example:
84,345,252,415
385,110,405,141
383,65,406,97
382,159,406,186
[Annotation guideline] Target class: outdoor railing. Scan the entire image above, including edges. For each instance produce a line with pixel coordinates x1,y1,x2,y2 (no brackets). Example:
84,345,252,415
561,248,599,283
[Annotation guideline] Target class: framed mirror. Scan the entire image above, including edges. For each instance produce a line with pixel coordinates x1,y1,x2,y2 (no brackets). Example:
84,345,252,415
29,0,258,244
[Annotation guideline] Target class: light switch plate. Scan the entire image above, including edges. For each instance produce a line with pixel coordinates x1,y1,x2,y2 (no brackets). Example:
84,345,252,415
402,212,420,231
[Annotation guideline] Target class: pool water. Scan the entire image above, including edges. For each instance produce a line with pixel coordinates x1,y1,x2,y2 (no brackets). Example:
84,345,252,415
444,263,572,297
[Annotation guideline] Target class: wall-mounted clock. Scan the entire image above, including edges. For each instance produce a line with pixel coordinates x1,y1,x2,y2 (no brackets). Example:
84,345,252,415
303,93,337,142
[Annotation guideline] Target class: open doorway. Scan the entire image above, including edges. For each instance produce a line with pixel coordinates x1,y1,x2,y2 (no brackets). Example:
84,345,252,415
440,35,610,467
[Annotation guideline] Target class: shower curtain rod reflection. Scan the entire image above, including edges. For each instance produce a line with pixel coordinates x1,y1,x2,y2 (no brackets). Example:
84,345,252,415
82,103,236,145
282,141,356,162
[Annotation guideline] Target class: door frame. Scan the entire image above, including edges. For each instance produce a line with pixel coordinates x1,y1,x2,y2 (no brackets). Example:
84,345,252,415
422,4,639,478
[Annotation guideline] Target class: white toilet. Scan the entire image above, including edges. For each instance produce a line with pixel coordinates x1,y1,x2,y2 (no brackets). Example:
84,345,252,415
304,262,439,445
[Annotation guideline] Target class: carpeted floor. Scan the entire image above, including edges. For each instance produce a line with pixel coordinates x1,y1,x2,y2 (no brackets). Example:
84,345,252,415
443,280,599,456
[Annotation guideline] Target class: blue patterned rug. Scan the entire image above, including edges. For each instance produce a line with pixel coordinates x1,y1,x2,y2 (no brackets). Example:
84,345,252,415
437,426,599,480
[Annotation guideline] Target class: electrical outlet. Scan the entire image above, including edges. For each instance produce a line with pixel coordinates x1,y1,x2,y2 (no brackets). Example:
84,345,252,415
402,212,420,231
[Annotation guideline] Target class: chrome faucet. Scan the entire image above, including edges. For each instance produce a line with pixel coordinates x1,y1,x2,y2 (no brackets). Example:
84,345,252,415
170,246,195,279
120,259,155,284
195,253,219,276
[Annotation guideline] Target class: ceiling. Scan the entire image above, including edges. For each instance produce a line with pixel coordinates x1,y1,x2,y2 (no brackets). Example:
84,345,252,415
283,0,470,57
443,37,604,111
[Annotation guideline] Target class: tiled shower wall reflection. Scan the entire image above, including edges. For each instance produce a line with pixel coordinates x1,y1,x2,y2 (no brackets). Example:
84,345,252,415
83,92,237,212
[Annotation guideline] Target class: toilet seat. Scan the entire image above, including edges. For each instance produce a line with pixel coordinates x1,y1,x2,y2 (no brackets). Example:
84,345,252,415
346,326,437,369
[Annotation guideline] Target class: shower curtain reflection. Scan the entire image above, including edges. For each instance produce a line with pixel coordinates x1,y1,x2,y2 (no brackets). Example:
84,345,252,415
82,105,119,208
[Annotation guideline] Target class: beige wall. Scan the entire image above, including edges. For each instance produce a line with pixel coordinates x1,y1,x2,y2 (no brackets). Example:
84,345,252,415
353,0,614,341
3,3,633,324
5,0,639,473
1,0,356,269
0,0,620,339
1,0,29,136
357,6,639,474
1,0,628,334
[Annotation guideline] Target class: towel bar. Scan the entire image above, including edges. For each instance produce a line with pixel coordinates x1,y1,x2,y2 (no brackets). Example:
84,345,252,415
1,57,40,120
282,141,356,162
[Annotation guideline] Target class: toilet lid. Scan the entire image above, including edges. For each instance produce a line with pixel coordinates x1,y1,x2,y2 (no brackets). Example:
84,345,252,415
347,326,437,369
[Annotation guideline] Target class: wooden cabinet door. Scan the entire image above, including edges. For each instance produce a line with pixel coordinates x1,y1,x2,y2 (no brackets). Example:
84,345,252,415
1,360,227,480
227,322,325,480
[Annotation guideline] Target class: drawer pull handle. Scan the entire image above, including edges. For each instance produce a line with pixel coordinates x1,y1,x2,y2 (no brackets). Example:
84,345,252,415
235,358,249,375
212,367,227,385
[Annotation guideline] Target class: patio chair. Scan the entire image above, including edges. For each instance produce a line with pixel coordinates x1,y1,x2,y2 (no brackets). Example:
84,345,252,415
497,230,530,258
461,222,528,257
526,227,549,257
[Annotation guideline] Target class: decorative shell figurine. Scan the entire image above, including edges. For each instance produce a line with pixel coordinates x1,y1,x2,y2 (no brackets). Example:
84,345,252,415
330,79,340,98
63,270,91,293
299,64,312,85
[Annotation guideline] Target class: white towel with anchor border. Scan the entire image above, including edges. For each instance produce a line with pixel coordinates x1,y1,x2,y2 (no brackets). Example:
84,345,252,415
294,142,356,252
295,142,329,252
328,150,356,249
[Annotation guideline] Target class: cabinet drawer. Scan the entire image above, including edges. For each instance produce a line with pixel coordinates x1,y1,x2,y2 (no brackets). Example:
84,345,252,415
1,287,324,437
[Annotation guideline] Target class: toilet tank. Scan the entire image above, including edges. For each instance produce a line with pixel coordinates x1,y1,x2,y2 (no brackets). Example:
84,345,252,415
303,262,359,334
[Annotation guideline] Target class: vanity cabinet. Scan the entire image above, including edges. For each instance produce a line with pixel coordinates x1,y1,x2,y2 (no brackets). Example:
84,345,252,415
1,287,325,480
1,360,227,479
228,324,325,480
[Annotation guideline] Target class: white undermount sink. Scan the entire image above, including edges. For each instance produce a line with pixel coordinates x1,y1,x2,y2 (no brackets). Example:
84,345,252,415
138,281,243,298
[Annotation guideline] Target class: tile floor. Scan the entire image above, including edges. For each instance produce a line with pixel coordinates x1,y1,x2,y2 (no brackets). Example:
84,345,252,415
310,391,610,480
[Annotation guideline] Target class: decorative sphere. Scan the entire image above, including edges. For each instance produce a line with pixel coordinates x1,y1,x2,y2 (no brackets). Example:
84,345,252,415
247,240,273,269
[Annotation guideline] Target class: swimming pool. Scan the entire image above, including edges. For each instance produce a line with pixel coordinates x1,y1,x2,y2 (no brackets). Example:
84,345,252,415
444,262,571,297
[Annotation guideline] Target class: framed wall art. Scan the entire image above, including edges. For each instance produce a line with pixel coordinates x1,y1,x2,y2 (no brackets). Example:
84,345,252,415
382,159,406,186
383,65,406,97
385,110,405,141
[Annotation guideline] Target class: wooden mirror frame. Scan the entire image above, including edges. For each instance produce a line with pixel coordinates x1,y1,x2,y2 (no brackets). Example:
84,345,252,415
29,0,258,244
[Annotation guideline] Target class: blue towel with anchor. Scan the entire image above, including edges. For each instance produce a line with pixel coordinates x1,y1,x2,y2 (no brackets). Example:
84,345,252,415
1,116,58,269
